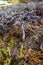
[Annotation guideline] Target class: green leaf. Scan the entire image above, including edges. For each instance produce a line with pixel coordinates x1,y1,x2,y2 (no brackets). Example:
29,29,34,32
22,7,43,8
16,28,22,36
2,48,8,55
17,54,23,59
8,39,15,49
12,60,18,65
4,58,10,65
0,42,4,48
19,0,24,2
0,52,3,59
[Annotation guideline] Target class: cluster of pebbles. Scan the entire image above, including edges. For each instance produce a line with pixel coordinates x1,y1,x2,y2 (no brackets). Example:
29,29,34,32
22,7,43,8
0,2,43,37
0,2,43,65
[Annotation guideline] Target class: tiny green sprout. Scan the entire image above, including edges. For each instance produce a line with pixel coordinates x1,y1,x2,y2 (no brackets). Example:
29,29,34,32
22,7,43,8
0,63,3,65
19,0,25,2
17,54,23,59
0,52,3,59
16,28,22,36
0,41,4,48
4,58,11,65
12,60,18,65
2,48,8,56
17,44,24,59
24,62,26,65
8,39,15,49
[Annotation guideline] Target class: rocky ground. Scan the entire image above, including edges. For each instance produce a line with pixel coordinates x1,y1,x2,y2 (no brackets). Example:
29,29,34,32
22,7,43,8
0,2,43,65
